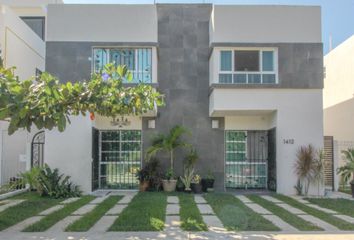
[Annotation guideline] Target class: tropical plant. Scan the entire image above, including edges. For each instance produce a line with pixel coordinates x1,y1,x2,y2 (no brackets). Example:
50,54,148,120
294,179,303,196
145,158,163,191
14,166,42,191
0,64,164,134
192,174,201,184
136,167,149,183
180,149,198,191
37,164,81,198
337,148,354,185
313,150,325,196
146,125,191,175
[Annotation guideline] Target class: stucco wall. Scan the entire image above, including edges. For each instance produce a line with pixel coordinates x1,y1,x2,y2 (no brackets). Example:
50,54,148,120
46,4,157,42
211,88,324,195
210,5,321,44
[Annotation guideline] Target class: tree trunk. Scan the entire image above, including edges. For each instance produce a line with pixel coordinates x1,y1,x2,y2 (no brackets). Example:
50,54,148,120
170,150,174,173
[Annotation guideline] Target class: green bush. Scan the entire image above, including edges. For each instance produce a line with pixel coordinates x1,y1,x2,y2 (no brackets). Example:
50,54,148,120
38,164,81,198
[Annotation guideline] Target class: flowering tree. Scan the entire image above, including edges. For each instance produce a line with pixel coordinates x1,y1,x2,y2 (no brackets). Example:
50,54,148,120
0,63,164,134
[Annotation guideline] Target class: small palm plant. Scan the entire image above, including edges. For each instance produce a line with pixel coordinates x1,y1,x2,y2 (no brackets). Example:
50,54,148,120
337,148,354,197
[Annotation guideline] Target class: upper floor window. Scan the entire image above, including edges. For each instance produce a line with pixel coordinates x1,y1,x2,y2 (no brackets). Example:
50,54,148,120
219,48,278,84
93,48,152,83
21,17,45,40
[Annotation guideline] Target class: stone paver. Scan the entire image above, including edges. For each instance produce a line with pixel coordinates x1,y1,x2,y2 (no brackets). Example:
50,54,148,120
118,195,135,204
0,199,25,212
297,214,339,231
291,196,310,204
262,195,282,203
334,214,354,224
105,204,127,215
71,204,96,215
262,214,299,232
166,204,180,215
4,216,43,232
235,195,253,203
245,203,272,215
38,205,64,216
90,195,109,204
60,197,80,204
306,204,337,214
165,215,181,231
276,203,306,215
197,204,214,215
194,195,207,204
202,215,225,231
167,196,179,204
88,216,117,232
47,215,82,232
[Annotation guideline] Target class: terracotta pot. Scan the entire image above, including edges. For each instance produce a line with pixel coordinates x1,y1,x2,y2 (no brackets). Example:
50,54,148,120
162,179,177,192
139,180,149,192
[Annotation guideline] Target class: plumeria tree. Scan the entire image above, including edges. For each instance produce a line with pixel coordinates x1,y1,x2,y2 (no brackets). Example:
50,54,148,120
0,63,164,134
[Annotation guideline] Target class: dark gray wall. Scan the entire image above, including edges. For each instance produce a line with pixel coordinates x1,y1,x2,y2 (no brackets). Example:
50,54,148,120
211,42,323,89
143,4,225,191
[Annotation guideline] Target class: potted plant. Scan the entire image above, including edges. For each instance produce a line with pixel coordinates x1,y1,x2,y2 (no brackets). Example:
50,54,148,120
146,125,191,192
191,174,202,193
337,148,354,198
136,166,150,192
180,149,198,193
145,158,163,191
201,171,215,192
176,178,185,192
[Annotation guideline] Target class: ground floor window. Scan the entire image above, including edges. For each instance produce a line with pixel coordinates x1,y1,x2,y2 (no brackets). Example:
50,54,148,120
225,130,268,189
97,130,141,189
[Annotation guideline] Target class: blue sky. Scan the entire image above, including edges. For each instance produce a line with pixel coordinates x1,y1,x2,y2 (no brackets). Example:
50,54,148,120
63,0,354,54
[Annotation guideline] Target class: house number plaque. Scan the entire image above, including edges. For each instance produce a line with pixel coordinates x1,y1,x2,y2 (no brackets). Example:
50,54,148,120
283,139,295,144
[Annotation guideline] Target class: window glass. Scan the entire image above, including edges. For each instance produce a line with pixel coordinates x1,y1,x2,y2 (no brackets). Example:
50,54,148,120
219,74,232,83
234,50,259,72
21,17,45,40
110,49,135,70
220,51,232,71
262,51,274,71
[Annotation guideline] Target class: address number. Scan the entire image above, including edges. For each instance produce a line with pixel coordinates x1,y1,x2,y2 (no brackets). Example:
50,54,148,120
283,139,294,144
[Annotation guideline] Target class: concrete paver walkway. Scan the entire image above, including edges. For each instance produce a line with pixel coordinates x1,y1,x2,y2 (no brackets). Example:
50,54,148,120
164,196,181,232
0,199,25,213
195,195,226,232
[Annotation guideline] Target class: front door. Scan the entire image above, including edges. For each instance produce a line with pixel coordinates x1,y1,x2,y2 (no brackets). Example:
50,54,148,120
98,130,141,189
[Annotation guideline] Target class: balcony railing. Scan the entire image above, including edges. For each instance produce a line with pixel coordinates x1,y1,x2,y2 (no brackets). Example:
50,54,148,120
219,72,277,84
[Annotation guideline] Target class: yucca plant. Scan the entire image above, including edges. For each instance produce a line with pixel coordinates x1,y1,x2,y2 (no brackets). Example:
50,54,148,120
337,148,354,197
294,144,316,195
180,149,198,191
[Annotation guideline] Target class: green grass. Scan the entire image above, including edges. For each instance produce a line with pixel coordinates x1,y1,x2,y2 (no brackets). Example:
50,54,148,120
306,198,354,218
205,193,279,231
23,195,95,232
65,196,122,232
178,194,207,231
338,186,352,195
0,192,60,231
274,194,354,230
247,195,322,231
109,192,166,231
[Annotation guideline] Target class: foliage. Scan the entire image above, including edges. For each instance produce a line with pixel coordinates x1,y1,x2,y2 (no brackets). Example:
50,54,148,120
144,158,163,191
136,166,149,182
14,167,42,191
165,168,175,180
180,168,194,191
294,145,324,196
0,64,164,135
337,148,354,185
192,174,201,184
179,194,207,231
294,179,303,196
180,149,198,191
146,125,191,174
204,169,215,180
38,164,81,198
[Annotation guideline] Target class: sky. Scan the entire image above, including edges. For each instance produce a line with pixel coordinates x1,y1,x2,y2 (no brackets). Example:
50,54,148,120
62,0,354,54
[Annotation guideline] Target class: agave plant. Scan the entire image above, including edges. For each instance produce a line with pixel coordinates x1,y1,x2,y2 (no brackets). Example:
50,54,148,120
146,125,191,175
337,148,354,185
180,149,198,191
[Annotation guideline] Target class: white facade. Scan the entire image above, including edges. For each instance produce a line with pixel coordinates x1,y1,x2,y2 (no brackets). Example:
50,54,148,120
323,35,354,190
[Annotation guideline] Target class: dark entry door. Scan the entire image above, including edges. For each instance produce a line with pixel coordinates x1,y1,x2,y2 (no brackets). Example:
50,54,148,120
31,131,45,168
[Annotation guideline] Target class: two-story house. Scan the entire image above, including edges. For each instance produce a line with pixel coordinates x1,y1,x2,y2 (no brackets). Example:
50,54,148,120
43,4,324,195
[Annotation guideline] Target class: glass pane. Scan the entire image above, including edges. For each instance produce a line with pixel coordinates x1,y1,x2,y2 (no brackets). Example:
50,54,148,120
262,51,274,71
227,131,246,141
248,74,261,84
234,50,259,71
262,74,276,84
220,51,232,71
219,74,232,83
226,152,246,162
110,49,135,70
93,48,108,73
233,74,247,83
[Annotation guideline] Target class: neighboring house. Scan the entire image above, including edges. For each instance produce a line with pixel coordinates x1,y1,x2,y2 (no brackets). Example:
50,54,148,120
44,4,324,195
323,35,354,191
0,0,62,185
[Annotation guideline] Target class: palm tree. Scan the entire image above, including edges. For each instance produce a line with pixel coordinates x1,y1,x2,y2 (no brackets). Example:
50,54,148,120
146,125,191,174
337,148,354,185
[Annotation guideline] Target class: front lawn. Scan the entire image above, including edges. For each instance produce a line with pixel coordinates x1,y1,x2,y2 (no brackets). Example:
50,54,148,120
0,192,61,231
205,193,279,231
306,198,354,218
66,195,122,231
23,195,95,232
274,194,354,230
178,193,207,231
247,195,322,231
109,192,166,231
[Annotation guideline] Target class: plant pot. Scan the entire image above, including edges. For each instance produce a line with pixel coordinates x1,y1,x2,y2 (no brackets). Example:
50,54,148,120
139,180,149,192
191,183,203,194
176,184,185,192
351,182,354,198
162,179,177,192
184,188,192,193
201,179,214,192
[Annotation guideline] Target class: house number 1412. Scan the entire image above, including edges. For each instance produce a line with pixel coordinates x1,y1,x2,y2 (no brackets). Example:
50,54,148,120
283,139,295,144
